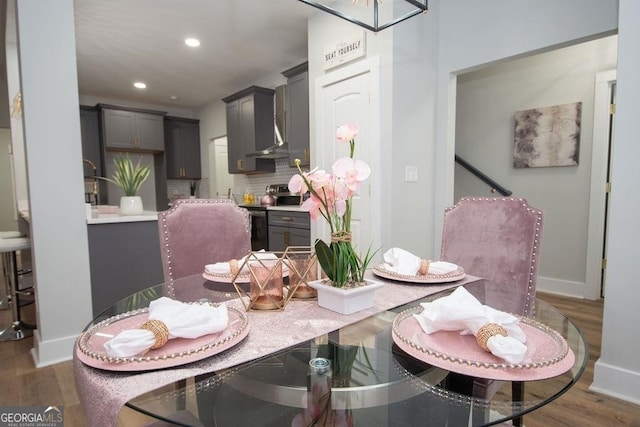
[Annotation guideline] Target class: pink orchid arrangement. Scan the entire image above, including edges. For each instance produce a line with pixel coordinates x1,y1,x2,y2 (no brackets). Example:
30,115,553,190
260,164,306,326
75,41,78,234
289,124,375,287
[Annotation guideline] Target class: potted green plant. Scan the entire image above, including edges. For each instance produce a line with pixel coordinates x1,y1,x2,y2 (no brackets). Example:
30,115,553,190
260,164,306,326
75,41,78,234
189,181,197,199
99,154,151,215
289,124,380,315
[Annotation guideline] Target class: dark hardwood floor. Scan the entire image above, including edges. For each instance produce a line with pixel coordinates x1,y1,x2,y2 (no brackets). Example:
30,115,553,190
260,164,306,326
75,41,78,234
1,283,639,426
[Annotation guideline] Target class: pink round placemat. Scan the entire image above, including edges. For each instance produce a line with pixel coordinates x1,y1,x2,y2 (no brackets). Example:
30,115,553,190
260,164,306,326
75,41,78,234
76,306,250,371
392,307,575,381
373,264,466,284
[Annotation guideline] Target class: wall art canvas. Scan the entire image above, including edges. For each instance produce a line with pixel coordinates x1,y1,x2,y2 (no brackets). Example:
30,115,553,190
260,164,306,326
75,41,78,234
513,102,581,168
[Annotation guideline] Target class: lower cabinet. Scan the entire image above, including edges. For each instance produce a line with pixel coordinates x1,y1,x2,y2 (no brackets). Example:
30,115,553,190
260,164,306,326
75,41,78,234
267,210,310,251
87,221,163,316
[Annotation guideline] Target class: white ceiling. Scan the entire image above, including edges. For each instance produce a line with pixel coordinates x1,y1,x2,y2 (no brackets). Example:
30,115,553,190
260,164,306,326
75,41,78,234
74,0,314,109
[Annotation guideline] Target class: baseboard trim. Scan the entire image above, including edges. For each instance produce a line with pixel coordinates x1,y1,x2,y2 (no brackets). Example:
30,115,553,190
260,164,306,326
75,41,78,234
31,329,76,367
591,359,640,405
536,276,594,300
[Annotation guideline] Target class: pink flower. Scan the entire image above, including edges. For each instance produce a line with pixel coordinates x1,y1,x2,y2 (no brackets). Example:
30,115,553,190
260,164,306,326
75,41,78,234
301,196,324,220
332,157,371,191
336,124,360,142
288,173,308,194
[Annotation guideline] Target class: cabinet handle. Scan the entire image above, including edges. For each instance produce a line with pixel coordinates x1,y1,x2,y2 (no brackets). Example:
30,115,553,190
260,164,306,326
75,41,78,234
237,159,243,170
281,216,294,221
304,148,310,162
284,230,290,246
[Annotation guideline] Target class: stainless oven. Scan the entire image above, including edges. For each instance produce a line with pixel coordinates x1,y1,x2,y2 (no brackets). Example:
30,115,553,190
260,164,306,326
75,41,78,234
242,184,303,251
244,206,268,251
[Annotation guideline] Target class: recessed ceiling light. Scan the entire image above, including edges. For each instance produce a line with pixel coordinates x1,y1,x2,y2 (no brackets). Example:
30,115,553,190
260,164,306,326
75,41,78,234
133,82,146,89
169,95,179,101
185,38,200,47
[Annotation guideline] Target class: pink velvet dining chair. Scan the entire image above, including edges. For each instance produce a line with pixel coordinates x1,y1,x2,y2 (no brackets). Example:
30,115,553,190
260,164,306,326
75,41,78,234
440,197,543,317
440,196,543,427
157,199,251,297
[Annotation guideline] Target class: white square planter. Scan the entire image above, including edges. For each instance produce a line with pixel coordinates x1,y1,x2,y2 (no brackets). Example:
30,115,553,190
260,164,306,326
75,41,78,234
308,279,383,315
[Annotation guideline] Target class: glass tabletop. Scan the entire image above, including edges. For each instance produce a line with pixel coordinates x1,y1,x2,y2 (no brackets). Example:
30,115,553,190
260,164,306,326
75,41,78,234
123,279,588,427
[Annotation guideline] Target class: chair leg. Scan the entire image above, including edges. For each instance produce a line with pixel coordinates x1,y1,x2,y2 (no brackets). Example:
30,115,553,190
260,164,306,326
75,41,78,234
512,381,524,426
0,251,36,341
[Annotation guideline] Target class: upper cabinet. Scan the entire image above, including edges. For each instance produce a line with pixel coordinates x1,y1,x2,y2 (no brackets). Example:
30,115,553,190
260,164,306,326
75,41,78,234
282,63,310,167
98,104,166,152
164,116,201,179
223,86,276,174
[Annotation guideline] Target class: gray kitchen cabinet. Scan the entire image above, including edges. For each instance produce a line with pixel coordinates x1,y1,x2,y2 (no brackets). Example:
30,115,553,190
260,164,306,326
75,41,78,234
267,210,310,251
282,63,310,167
164,116,201,179
87,220,163,316
223,86,276,174
99,104,166,152
80,105,102,177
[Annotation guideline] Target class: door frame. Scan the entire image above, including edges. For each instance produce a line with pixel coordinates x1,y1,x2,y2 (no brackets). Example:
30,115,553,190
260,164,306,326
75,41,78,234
313,56,382,254
586,69,616,299
208,135,232,199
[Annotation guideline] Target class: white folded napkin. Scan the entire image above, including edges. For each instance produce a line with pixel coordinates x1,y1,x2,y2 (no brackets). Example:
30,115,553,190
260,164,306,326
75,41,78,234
103,297,228,357
383,247,422,275
414,287,527,363
204,250,278,275
382,248,459,276
427,261,459,275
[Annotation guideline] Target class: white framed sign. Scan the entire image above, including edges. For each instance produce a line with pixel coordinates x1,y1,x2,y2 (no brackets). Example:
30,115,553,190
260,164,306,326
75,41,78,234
323,32,366,70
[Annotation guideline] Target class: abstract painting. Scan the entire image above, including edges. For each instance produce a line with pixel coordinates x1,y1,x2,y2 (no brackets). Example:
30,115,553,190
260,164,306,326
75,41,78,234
513,102,581,168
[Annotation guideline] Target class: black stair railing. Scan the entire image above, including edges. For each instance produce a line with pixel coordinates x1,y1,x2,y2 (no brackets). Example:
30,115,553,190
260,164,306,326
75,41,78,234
455,155,512,197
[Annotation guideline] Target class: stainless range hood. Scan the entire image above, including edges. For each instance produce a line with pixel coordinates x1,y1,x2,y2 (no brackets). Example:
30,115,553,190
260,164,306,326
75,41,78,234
246,85,289,159
246,124,288,159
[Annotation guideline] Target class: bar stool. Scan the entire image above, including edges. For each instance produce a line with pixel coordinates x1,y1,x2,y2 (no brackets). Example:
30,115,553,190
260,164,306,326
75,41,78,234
0,231,30,311
0,235,36,341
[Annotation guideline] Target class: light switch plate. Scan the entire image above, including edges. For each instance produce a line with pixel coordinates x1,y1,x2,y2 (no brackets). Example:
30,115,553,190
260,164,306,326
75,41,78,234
405,166,418,182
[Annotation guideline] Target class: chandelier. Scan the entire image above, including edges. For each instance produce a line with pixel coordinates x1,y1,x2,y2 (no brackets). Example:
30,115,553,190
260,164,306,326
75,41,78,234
298,0,428,33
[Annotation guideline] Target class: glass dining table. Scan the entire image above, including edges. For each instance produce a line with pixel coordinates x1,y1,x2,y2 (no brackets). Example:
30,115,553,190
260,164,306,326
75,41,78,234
74,273,587,427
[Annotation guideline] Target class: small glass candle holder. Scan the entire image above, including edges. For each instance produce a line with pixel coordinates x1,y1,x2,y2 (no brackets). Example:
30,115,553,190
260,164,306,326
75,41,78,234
289,255,318,299
283,246,319,300
248,260,284,310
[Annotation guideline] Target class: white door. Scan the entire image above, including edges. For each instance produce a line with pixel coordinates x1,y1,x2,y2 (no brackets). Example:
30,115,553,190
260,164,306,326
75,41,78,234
208,136,234,199
315,57,381,258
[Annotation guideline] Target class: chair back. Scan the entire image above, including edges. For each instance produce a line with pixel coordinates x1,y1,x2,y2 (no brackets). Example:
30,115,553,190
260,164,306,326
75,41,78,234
158,199,251,296
440,197,543,317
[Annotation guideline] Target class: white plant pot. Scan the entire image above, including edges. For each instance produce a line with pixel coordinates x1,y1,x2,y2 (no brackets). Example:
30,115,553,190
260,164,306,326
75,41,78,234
120,196,143,215
308,278,383,315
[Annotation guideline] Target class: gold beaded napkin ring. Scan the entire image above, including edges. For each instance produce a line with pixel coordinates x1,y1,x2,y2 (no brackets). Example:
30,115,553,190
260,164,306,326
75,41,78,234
141,319,170,349
476,323,508,352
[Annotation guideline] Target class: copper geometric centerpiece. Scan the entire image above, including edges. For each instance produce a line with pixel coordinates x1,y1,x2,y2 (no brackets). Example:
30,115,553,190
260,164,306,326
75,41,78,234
232,247,320,311
282,246,318,300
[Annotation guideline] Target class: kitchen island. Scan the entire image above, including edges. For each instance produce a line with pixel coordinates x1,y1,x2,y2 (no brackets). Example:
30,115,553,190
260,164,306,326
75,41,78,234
87,210,163,315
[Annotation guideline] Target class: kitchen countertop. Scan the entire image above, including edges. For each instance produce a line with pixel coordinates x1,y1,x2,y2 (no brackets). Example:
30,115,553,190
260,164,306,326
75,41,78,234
266,205,308,212
86,211,158,224
238,204,308,213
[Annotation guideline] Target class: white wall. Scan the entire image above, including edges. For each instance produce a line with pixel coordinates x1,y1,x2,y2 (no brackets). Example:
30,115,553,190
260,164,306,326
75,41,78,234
434,0,618,257
454,36,618,296
592,0,640,405
12,0,93,366
388,5,440,258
